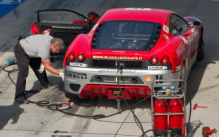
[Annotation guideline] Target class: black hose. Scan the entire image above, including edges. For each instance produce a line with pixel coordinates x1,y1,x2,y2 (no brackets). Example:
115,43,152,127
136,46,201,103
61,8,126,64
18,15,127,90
140,129,181,137
4,62,191,137
187,94,192,137
3,63,150,121
117,65,145,136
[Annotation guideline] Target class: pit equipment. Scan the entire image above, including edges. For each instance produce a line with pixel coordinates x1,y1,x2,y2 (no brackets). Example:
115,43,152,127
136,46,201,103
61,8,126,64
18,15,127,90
151,79,187,137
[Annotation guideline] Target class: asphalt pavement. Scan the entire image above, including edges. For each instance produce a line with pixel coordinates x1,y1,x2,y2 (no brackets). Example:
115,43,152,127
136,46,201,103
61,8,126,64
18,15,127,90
0,0,219,137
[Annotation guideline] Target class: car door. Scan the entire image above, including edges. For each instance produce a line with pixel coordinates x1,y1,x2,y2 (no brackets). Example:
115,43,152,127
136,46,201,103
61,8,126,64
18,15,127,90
169,14,196,64
35,9,94,55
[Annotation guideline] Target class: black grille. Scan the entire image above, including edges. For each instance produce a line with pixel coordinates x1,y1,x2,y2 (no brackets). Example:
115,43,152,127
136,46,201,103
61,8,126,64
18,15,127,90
93,60,142,68
148,24,162,50
90,76,144,84
92,24,102,48
69,84,80,92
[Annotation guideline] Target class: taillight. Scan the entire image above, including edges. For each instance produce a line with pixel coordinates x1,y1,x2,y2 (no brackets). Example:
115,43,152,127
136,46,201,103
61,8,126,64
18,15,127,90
150,55,159,65
89,15,95,21
160,56,169,65
77,52,85,62
68,52,75,62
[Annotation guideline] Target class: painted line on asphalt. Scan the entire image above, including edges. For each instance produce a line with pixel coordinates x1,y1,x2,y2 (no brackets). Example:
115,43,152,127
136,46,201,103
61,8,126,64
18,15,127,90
0,0,25,18
193,103,208,110
59,99,72,105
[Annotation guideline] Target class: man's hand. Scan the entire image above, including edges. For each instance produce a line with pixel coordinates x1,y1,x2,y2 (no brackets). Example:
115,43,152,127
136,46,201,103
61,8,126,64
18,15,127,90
41,58,60,75
59,72,64,81
38,63,45,73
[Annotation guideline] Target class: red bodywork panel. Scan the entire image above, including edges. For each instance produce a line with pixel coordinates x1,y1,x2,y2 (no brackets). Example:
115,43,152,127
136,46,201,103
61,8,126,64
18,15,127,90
79,84,151,101
98,8,172,24
31,23,40,35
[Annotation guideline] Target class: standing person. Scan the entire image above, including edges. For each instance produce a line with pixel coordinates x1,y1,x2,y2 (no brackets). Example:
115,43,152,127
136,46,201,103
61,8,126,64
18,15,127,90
14,34,65,104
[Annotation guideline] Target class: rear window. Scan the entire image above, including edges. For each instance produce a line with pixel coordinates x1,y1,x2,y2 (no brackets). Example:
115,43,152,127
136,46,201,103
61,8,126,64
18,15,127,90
93,21,160,50
39,11,87,24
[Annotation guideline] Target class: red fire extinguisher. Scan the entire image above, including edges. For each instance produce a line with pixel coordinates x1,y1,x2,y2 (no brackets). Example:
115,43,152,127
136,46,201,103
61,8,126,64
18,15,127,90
169,99,183,135
154,99,168,136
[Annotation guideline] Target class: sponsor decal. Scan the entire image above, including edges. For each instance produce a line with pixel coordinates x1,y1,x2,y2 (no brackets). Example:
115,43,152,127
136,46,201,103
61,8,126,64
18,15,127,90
52,26,83,29
163,25,169,34
148,66,168,70
175,42,185,57
113,90,121,95
93,55,143,60
181,36,188,44
69,62,88,67
98,69,136,73
163,34,169,40
125,8,151,11
187,29,197,41
155,75,163,84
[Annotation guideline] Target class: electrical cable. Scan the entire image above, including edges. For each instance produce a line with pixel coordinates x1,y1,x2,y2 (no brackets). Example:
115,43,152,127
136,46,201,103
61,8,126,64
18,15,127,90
116,65,183,137
140,129,182,137
2,62,150,120
187,94,192,137
116,64,145,136
4,61,192,137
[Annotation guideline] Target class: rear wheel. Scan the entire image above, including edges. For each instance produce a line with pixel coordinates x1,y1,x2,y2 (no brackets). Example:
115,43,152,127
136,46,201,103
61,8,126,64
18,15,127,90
178,65,186,93
197,38,204,61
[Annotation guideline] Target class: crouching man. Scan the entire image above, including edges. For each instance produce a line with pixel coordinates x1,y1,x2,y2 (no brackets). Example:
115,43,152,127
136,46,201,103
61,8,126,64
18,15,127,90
14,34,65,103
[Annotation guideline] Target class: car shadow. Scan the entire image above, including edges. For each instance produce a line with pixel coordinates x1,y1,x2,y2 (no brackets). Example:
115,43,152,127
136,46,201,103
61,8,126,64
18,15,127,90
184,59,216,136
186,60,216,104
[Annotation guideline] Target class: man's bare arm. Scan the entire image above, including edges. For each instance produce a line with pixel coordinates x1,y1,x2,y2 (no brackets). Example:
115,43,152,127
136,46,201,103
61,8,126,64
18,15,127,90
41,58,60,75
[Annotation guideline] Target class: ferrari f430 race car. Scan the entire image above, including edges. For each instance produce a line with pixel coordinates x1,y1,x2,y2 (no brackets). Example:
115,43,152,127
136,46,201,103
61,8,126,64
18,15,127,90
63,8,204,100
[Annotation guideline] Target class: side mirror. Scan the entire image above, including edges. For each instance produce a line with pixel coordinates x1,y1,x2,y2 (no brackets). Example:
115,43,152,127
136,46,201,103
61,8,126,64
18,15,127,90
193,21,201,26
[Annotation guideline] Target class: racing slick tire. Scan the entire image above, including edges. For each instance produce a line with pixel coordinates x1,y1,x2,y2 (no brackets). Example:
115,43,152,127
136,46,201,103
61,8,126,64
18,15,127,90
179,64,186,94
197,38,204,61
64,91,79,99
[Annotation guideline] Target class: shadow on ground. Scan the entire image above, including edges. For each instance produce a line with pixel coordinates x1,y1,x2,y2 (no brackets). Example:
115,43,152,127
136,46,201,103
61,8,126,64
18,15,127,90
0,101,24,130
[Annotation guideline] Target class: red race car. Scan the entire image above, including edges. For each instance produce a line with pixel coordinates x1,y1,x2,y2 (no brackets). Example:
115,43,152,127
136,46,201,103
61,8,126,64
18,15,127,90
63,8,204,100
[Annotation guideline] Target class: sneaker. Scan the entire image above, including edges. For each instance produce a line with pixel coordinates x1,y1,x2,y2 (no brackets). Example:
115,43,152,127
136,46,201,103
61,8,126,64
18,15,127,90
14,95,28,104
42,83,58,89
48,83,59,88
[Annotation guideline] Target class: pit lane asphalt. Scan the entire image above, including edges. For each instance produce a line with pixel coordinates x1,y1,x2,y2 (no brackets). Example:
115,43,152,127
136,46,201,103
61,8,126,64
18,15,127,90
0,0,219,137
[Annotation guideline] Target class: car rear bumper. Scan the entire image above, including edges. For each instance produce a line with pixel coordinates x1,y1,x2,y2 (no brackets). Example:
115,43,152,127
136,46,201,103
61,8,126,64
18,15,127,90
64,66,181,100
